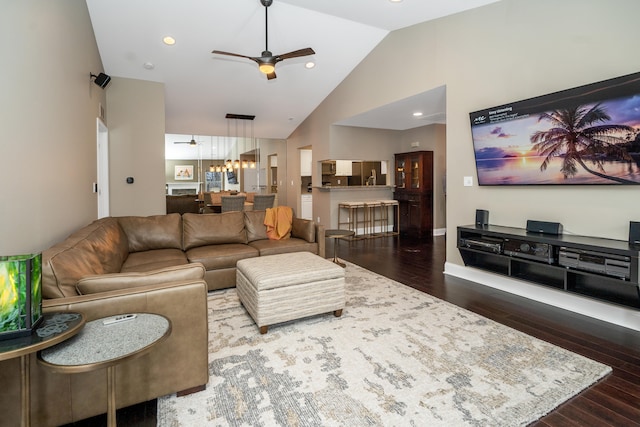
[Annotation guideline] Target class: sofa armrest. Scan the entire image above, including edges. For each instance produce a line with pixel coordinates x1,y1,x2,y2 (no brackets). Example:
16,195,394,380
75,263,205,295
32,279,209,424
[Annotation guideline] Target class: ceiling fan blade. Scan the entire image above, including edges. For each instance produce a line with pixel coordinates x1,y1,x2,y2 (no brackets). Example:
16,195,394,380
266,71,277,80
277,47,315,61
212,50,258,62
174,139,197,146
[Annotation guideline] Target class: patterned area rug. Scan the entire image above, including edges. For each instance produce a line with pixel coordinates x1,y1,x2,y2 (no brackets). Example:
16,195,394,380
157,262,611,426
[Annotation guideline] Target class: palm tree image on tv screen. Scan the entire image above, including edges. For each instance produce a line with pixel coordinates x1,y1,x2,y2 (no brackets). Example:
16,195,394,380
469,71,640,185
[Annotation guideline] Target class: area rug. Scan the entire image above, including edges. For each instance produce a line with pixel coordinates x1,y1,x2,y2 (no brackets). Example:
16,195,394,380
157,262,611,426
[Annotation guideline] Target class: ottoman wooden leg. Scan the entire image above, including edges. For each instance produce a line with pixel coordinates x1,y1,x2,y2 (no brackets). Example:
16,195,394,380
333,309,343,317
259,325,269,334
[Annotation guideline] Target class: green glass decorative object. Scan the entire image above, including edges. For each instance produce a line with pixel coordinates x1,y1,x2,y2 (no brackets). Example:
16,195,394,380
0,253,43,340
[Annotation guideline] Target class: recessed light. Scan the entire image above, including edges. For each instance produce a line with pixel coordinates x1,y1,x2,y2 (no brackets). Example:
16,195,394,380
389,0,403,3
163,36,176,46
305,61,315,69
143,62,155,70
413,112,423,117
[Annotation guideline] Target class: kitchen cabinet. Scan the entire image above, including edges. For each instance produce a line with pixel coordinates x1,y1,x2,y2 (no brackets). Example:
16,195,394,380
335,160,352,176
300,150,312,176
301,194,312,220
394,151,433,237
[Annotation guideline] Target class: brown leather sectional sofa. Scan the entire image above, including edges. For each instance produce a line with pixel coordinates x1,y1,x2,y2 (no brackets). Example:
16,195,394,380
0,211,324,426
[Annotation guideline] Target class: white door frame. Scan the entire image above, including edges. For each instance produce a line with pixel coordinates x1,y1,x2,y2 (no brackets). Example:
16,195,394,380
97,118,110,218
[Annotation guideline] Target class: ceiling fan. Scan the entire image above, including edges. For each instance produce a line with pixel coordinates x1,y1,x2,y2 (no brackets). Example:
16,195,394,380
212,0,315,80
174,136,197,146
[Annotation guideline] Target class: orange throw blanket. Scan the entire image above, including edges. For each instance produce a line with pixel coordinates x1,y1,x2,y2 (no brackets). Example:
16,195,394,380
264,206,293,240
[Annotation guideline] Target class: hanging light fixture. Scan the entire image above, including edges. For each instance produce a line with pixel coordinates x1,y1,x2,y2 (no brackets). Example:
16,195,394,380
249,119,257,168
209,136,215,172
225,117,234,170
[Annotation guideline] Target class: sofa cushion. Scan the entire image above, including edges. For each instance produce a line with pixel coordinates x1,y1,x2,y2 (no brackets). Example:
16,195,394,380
186,244,259,270
182,212,247,250
43,219,129,298
120,248,188,272
76,263,206,295
248,238,319,257
118,213,183,252
291,217,316,243
244,210,268,242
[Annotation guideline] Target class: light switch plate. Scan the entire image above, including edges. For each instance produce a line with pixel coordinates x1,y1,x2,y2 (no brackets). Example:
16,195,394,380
463,176,473,187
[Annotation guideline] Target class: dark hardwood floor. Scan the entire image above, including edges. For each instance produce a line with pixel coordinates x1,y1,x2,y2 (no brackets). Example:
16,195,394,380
66,235,640,427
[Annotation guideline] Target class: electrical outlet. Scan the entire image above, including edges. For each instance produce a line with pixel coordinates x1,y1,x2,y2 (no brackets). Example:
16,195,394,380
317,216,320,223
463,176,473,186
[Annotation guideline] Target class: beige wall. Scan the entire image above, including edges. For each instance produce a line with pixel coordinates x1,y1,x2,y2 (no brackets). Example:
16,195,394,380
106,77,166,216
289,0,640,264
0,1,105,254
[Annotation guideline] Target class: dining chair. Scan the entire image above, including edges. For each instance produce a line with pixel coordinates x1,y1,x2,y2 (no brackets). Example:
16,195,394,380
252,194,276,211
221,195,246,212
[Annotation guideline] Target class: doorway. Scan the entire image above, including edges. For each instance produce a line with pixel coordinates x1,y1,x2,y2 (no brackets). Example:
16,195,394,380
97,118,109,218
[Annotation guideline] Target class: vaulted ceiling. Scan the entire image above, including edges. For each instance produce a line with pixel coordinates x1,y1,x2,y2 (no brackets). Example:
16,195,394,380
86,0,500,139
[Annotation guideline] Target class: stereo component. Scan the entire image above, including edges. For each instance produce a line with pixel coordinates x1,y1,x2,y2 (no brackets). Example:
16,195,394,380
475,209,489,227
558,247,631,280
526,220,563,235
630,221,640,245
503,238,554,263
459,236,503,254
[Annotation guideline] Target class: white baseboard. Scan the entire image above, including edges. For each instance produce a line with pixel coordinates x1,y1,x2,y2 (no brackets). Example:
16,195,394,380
444,262,640,332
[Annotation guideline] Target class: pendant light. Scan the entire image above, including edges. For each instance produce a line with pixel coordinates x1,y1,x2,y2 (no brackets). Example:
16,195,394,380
209,137,215,172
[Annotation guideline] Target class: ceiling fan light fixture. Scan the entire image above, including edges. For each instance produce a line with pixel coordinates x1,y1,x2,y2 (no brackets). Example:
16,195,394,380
259,63,275,74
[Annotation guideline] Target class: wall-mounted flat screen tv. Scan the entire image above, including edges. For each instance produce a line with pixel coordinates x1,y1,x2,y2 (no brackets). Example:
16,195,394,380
469,71,640,185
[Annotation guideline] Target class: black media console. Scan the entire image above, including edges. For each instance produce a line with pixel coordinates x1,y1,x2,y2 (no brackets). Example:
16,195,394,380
457,224,640,310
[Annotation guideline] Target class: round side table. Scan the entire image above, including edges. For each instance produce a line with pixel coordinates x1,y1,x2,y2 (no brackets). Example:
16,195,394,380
0,312,85,427
325,229,355,268
38,313,171,427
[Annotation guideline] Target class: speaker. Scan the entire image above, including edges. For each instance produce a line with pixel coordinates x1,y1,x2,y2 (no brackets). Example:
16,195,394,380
629,221,640,245
526,220,563,235
92,72,111,89
475,209,489,227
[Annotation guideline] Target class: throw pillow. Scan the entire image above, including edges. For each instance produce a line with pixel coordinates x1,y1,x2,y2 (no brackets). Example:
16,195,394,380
244,210,268,242
291,217,316,243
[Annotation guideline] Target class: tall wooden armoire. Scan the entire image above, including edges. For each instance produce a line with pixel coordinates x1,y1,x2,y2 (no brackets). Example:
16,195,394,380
394,151,433,237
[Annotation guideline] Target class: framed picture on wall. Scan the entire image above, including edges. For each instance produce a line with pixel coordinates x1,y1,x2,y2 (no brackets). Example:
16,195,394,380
175,165,194,180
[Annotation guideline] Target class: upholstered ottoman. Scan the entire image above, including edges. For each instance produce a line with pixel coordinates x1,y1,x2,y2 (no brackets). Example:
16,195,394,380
236,252,345,334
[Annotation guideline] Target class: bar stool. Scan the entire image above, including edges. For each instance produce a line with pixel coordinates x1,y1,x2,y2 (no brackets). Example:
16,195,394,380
338,201,366,239
363,201,383,237
378,200,400,235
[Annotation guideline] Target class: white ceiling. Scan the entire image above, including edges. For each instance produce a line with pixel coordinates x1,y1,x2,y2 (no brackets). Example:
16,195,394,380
86,0,500,139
